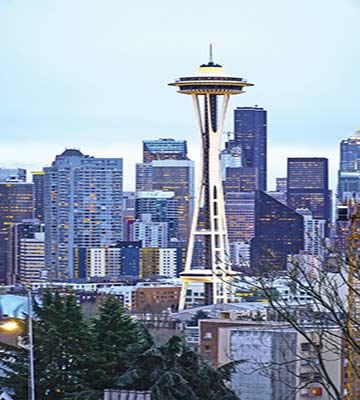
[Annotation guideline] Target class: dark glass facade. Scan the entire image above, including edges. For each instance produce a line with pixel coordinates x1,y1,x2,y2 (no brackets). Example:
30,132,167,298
32,171,45,222
0,183,34,283
225,192,255,244
115,241,141,276
251,191,304,271
224,167,258,193
287,158,331,230
233,107,267,191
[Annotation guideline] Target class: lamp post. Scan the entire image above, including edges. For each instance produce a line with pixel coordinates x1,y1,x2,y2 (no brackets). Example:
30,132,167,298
27,289,35,400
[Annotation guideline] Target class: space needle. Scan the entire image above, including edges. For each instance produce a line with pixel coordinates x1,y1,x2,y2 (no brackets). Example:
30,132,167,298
169,46,254,310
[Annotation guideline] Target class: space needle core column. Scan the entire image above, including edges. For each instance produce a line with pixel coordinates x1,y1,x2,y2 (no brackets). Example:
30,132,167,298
169,46,254,311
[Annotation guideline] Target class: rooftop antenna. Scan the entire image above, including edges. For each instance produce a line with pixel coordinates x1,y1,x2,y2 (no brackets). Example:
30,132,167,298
209,43,214,64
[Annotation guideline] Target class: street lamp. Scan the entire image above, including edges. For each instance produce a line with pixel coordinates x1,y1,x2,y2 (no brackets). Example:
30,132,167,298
27,289,35,400
0,320,19,332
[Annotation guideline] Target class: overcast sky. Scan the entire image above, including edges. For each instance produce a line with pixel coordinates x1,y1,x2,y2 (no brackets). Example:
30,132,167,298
1,0,360,190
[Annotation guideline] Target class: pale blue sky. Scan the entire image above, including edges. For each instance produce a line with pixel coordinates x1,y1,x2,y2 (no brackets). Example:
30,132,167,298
1,0,360,190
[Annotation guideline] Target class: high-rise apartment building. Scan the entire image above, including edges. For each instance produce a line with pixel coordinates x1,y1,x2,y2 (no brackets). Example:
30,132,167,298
233,106,267,191
251,191,304,270
0,182,34,283
32,171,46,222
139,247,180,278
143,138,188,163
287,158,331,230
296,208,326,260
44,149,123,279
130,214,168,248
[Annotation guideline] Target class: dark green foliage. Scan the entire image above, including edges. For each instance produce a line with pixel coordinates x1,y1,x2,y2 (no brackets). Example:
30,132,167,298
0,291,92,399
116,335,239,400
84,295,152,393
0,293,239,400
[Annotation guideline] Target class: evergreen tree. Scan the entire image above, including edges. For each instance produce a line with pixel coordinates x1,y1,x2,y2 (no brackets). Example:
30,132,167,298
0,291,92,399
116,335,239,400
84,296,152,393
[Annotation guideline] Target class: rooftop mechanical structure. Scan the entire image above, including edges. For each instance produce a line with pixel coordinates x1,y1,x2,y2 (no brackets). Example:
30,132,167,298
169,46,253,310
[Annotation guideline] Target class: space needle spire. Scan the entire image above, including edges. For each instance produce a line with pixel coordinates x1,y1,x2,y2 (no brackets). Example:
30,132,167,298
169,49,254,310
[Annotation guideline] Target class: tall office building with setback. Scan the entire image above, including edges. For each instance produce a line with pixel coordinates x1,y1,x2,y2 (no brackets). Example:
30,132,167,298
44,149,123,280
287,158,331,231
233,106,267,191
0,182,34,283
136,139,194,240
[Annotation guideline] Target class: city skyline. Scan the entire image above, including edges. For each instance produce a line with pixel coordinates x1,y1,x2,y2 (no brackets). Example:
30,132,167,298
1,0,360,191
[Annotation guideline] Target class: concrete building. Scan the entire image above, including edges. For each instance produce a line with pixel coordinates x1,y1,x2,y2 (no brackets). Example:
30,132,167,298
139,247,180,278
19,232,46,284
44,149,123,279
7,219,43,285
199,318,344,400
130,214,168,248
296,208,326,260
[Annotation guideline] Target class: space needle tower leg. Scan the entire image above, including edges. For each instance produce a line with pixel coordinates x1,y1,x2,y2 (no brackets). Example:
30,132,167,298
170,46,253,311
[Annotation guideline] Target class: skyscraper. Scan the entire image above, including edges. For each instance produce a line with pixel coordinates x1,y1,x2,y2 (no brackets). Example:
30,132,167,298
32,171,46,222
143,138,188,163
20,232,46,284
223,167,258,193
251,191,304,270
8,219,43,284
338,129,360,202
225,192,255,244
233,106,267,191
0,182,34,283
169,46,253,309
135,191,179,241
287,158,331,230
151,159,194,241
44,149,123,279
